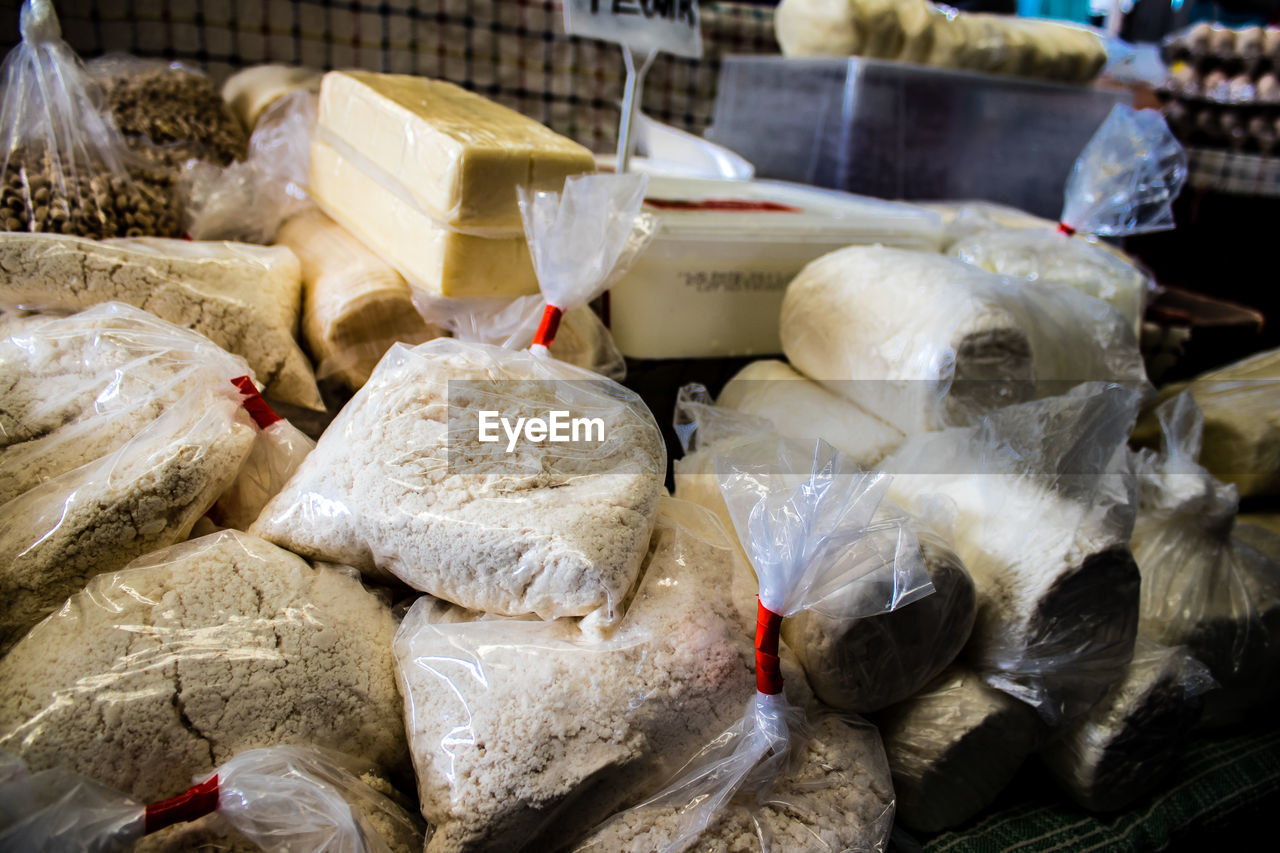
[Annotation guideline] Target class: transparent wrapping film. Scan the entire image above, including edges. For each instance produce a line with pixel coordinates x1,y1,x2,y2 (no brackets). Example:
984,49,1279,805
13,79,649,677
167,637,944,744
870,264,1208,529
87,53,248,169
182,89,316,244
0,235,321,409
1059,104,1187,236
414,293,626,380
207,746,425,853
209,416,315,532
575,440,915,851
517,173,649,314
252,337,665,622
1040,638,1215,812
0,1,179,239
278,208,444,393
875,665,1043,833
391,499,762,853
948,228,1152,335
0,745,425,853
672,389,969,714
715,360,905,468
779,247,1147,435
0,530,408,805
221,64,324,132
1131,393,1280,726
882,384,1144,724
0,752,144,853
1148,347,1280,498
0,303,278,652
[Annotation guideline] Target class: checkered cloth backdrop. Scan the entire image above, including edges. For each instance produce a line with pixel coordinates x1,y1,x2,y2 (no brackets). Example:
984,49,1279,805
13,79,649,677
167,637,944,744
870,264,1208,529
1186,147,1280,198
0,0,779,152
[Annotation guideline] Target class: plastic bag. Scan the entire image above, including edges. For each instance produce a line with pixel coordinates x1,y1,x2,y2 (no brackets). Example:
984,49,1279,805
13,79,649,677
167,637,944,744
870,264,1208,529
0,304,281,650
207,376,315,531
946,105,1184,334
0,746,425,853
416,293,627,380
0,530,408,805
1137,347,1280,498
278,208,444,392
779,246,1148,434
575,712,895,853
89,54,248,167
251,337,666,623
1061,104,1187,237
581,438,929,851
221,64,324,132
1130,392,1280,726
875,665,1043,833
0,0,179,239
1040,638,1215,812
182,89,316,243
516,172,652,373
716,360,905,468
882,383,1144,724
391,498,767,852
0,233,322,410
672,386,974,713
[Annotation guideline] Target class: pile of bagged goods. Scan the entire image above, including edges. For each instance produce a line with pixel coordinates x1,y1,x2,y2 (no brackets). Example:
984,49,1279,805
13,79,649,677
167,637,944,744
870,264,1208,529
1,1,1278,850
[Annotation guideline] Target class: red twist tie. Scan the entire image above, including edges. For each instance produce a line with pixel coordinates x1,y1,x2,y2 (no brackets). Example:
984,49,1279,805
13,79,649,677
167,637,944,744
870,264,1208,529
755,598,784,696
144,775,219,834
231,375,281,429
531,304,563,348
1056,222,1077,237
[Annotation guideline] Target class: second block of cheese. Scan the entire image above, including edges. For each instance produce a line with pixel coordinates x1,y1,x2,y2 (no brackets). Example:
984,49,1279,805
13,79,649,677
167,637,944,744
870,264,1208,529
317,71,595,232
309,140,539,298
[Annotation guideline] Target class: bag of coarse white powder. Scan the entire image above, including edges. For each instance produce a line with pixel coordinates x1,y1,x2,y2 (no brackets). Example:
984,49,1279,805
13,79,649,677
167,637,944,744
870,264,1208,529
392,497,784,853
1131,392,1280,726
0,303,310,652
252,336,665,621
948,105,1187,335
0,745,424,853
577,438,931,853
882,383,1144,724
0,530,408,806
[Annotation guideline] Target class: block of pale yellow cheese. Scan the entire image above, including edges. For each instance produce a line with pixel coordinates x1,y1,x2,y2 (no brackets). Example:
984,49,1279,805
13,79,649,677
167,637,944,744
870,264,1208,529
309,140,539,298
316,71,595,233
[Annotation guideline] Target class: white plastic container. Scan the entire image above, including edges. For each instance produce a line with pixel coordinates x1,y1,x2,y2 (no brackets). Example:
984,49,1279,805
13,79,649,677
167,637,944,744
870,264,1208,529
606,177,944,359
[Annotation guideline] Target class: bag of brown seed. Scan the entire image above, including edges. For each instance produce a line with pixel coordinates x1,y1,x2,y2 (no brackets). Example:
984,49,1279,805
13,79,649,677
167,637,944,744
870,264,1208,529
0,0,180,239
89,53,249,169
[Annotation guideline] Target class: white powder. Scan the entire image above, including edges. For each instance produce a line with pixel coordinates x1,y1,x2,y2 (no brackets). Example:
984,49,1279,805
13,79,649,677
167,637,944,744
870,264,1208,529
393,498,767,853
253,337,665,622
0,531,408,804
577,715,895,853
0,233,322,409
876,665,1043,833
